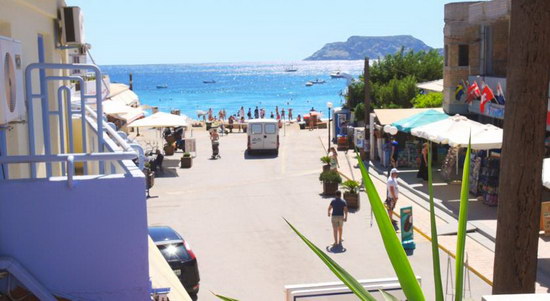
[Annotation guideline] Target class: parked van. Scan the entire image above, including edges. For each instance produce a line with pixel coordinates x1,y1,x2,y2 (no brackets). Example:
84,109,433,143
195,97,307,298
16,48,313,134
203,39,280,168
247,119,279,155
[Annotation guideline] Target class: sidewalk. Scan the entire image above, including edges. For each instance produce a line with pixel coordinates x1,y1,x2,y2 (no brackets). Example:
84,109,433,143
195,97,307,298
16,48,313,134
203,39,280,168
335,149,550,293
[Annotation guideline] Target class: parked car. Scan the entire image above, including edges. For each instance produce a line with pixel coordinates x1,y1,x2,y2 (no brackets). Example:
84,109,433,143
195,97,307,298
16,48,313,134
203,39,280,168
246,119,279,155
149,226,200,297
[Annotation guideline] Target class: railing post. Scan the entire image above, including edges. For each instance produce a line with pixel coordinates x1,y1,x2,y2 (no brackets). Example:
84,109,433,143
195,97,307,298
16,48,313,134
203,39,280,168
66,155,74,188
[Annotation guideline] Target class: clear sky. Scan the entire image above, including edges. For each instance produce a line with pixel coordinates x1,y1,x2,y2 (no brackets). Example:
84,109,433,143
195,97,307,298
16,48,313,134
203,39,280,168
68,0,473,65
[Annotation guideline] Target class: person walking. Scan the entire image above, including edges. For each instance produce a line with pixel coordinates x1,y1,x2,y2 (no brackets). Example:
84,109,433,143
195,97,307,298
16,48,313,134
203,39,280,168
288,108,293,122
254,106,259,119
329,147,339,170
328,191,348,247
281,108,286,120
416,143,429,181
247,108,252,119
386,168,400,229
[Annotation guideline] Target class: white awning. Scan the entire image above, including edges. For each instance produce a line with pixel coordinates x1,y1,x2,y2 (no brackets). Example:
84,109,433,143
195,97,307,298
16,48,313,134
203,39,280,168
108,83,140,107
416,79,444,92
128,112,188,128
411,114,503,149
543,159,550,189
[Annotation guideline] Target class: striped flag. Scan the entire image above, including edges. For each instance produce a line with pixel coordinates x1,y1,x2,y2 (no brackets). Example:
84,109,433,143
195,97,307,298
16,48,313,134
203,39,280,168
455,83,465,101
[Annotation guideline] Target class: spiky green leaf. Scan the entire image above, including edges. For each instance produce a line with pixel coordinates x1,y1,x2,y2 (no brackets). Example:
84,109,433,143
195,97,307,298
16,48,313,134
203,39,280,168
455,138,472,301
428,142,444,301
379,289,400,301
355,150,425,301
284,218,377,301
211,291,239,301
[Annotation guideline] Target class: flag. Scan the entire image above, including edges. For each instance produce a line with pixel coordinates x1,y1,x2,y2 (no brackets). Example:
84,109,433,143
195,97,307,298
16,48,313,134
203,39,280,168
480,84,495,113
455,83,465,101
495,82,506,105
466,81,481,103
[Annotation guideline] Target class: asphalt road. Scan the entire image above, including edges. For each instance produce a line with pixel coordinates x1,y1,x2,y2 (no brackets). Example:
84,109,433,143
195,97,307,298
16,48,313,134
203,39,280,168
146,125,492,300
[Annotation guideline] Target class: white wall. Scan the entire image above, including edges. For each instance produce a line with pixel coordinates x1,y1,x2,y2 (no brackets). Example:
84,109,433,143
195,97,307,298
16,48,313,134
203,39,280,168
0,174,150,300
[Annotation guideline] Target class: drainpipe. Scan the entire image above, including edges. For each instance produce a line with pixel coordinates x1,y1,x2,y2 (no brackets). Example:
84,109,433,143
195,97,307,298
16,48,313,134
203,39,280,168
0,257,57,301
480,25,486,76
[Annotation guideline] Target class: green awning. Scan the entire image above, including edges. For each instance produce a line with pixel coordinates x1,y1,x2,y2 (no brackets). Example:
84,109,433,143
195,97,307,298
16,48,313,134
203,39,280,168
391,109,449,133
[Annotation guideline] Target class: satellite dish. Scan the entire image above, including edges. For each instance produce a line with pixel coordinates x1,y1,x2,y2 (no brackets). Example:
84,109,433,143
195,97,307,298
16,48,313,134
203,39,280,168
383,124,392,133
389,126,398,135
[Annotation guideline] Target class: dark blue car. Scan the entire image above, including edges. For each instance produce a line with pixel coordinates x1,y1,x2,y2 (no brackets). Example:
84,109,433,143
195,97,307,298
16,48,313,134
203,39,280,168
149,226,200,297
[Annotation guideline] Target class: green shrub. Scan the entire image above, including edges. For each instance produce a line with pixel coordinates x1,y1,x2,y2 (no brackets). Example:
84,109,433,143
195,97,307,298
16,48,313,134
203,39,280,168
320,156,331,164
183,152,191,158
411,92,443,108
319,170,342,184
341,180,360,194
354,103,365,122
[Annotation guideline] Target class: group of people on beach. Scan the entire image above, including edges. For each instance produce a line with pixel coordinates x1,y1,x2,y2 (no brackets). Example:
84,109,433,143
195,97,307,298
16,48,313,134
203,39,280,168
204,106,295,123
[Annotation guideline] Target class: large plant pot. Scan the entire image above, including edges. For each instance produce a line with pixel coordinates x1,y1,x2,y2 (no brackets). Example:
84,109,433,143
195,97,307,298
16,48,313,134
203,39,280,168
164,143,175,156
180,157,192,168
344,192,360,210
323,182,339,196
322,164,331,172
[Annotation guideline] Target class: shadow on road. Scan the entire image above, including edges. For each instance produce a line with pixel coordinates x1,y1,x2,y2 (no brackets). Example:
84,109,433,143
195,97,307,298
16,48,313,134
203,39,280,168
326,245,347,253
244,151,278,160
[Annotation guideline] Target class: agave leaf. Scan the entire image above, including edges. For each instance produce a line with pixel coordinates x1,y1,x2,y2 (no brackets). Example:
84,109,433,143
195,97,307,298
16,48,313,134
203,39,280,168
211,291,239,301
355,151,425,301
379,289,400,301
284,218,377,301
454,138,472,301
428,142,444,301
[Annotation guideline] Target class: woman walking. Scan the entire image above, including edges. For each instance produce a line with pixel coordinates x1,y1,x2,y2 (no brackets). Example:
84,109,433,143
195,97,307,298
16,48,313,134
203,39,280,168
416,143,429,181
329,147,339,171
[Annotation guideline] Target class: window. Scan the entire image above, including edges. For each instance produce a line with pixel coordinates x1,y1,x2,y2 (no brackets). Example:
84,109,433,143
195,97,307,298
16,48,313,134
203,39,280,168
251,124,262,134
458,45,469,67
265,124,276,134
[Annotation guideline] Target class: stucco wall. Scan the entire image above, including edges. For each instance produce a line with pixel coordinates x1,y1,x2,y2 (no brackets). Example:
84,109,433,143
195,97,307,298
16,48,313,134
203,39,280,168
0,0,68,179
0,174,150,300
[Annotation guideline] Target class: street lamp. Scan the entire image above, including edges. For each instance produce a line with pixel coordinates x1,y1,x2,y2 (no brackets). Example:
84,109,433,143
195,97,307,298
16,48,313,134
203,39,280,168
327,102,333,151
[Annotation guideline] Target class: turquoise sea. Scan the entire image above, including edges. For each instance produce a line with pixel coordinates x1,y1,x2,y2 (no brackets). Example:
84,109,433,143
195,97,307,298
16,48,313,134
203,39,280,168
101,60,364,119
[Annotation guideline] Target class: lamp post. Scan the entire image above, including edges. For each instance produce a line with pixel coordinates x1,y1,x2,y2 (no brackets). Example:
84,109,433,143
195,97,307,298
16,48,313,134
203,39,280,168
327,102,333,151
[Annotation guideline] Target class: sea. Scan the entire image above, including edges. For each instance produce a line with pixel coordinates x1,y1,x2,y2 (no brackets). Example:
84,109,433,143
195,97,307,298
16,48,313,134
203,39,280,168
101,60,365,120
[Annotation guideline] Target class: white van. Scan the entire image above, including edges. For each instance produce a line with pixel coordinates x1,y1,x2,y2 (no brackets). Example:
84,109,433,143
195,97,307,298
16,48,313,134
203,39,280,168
247,119,279,155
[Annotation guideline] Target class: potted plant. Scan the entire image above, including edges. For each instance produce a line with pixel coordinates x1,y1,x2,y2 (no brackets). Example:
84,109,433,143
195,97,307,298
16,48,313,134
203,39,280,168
341,179,360,209
180,152,192,168
319,170,342,196
320,155,331,172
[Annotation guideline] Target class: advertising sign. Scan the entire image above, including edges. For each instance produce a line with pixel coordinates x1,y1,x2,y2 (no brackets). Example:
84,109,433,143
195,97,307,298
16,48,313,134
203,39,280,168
400,206,416,250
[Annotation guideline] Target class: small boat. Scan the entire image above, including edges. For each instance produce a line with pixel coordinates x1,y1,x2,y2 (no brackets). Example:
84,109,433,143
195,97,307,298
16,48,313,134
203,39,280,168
284,66,298,72
305,81,313,87
156,84,168,89
330,71,345,78
311,79,326,84
203,80,216,84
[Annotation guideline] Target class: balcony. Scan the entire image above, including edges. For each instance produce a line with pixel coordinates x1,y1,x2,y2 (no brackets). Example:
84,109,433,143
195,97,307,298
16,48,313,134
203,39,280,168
0,63,177,300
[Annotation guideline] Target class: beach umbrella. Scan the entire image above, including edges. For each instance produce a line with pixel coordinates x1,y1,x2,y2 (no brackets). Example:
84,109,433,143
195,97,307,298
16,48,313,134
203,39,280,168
391,109,449,133
128,111,188,128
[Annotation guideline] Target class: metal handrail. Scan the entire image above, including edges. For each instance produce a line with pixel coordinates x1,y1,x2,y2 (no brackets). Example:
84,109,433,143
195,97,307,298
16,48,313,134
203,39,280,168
0,152,137,164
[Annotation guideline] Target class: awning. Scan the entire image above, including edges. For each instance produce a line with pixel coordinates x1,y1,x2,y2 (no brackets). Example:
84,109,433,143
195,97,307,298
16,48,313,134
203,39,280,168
416,79,444,92
391,109,449,133
374,108,443,125
108,83,140,107
128,112,188,128
117,107,145,124
411,114,503,149
148,236,191,300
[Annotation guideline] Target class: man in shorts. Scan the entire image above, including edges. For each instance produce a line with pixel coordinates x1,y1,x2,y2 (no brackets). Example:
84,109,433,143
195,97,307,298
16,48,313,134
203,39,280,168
386,168,400,229
328,191,348,247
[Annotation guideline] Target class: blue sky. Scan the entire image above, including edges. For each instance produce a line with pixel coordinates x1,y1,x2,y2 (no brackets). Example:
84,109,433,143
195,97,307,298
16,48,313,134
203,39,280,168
68,0,471,65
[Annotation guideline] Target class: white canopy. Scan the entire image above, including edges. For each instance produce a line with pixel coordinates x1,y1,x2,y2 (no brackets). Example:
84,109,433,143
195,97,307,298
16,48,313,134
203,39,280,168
128,112,188,128
103,100,133,114
411,114,503,149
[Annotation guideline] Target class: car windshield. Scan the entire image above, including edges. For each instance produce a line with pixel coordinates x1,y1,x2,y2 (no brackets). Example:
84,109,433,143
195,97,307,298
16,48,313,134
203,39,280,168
251,124,262,134
148,227,181,242
157,243,191,261
265,124,276,134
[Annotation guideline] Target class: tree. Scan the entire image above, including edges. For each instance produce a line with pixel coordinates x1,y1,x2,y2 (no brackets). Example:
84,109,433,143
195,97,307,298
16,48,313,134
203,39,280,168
492,0,550,294
345,49,443,109
411,93,443,108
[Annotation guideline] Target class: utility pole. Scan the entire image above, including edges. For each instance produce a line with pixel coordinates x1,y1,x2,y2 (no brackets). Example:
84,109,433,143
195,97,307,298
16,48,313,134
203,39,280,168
493,0,550,294
363,57,371,161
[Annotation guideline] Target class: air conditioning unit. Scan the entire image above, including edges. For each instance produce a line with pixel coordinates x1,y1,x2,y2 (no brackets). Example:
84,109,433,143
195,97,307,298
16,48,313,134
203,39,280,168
0,36,24,125
60,6,85,45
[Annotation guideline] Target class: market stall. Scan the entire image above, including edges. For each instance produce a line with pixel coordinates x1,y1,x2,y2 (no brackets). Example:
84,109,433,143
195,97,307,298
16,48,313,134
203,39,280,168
411,114,504,206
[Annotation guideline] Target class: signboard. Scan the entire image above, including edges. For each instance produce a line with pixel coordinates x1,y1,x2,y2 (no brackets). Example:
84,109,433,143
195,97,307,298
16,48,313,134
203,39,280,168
400,206,416,250
541,202,550,235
